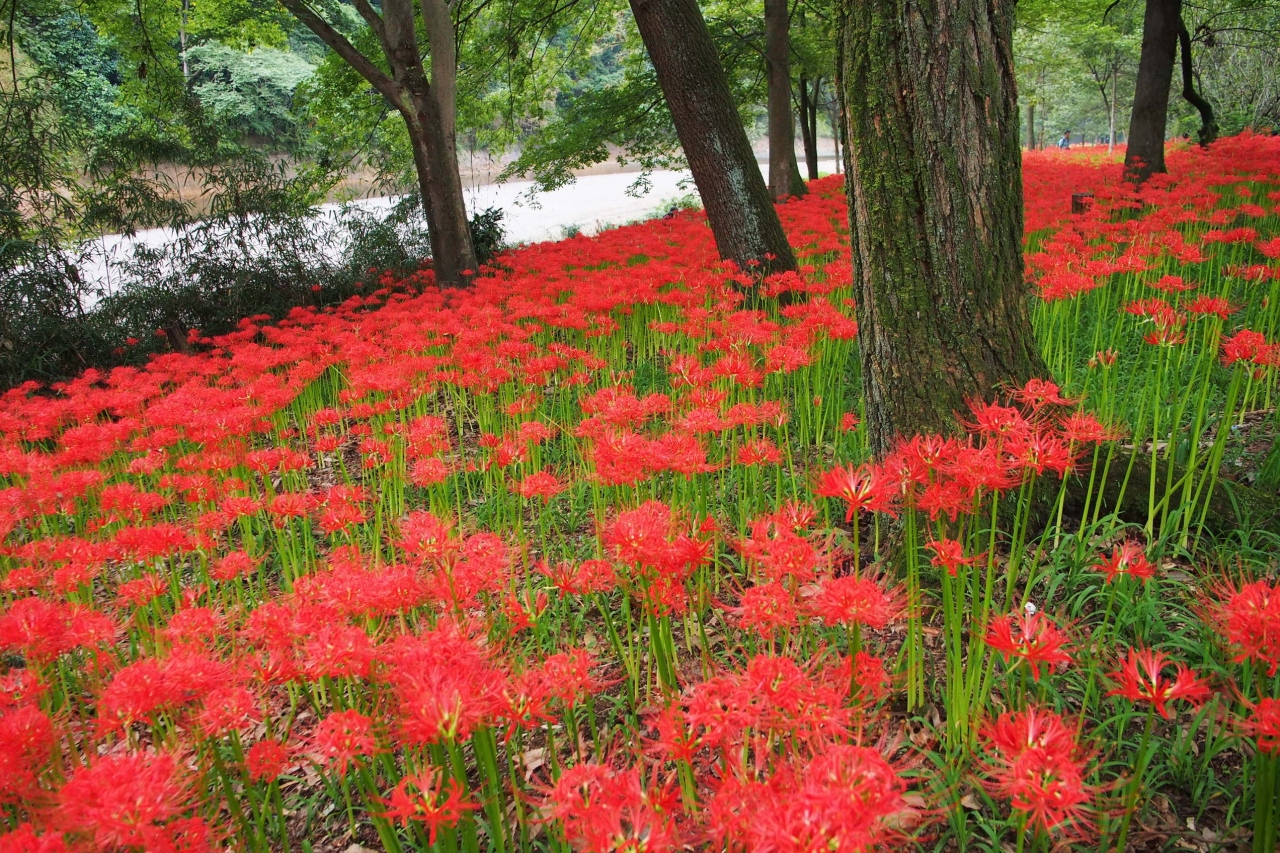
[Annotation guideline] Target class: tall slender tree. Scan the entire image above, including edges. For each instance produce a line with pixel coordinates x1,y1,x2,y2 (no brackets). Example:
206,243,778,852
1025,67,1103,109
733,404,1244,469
836,0,1045,455
630,0,797,275
1125,0,1217,183
278,0,477,284
764,0,807,199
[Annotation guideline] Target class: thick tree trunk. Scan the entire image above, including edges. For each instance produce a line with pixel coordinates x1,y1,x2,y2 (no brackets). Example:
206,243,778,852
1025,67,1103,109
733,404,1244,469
799,74,821,180
836,0,1046,457
1125,0,1180,183
630,0,797,275
765,0,807,199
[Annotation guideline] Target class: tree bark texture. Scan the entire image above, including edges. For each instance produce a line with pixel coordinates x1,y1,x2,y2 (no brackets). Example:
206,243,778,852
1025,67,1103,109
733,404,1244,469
279,0,477,285
1125,0,1180,183
631,0,797,275
836,0,1046,458
765,0,807,199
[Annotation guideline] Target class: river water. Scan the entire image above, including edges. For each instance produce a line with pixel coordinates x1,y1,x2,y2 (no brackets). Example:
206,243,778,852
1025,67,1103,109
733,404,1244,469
82,158,839,298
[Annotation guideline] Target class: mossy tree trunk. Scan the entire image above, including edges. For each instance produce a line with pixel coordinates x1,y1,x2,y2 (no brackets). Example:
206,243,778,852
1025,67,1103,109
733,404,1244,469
836,0,1046,458
631,0,797,276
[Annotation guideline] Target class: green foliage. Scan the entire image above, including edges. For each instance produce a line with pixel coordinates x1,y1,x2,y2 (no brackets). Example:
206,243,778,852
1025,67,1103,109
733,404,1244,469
15,12,132,138
502,10,767,192
188,43,314,146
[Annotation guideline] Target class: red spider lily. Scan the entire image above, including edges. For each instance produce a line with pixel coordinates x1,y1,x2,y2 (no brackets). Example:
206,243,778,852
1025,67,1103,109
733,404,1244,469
0,597,115,663
683,654,852,750
707,744,910,852
926,538,985,576
409,456,451,486
806,575,903,630
814,463,896,521
398,511,461,566
1091,542,1155,583
735,437,782,466
56,751,196,850
299,623,376,681
1185,295,1239,320
736,515,826,583
1130,302,1188,347
1012,378,1073,412
722,581,800,638
378,626,506,745
97,649,241,727
1237,697,1280,756
243,739,290,783
1005,428,1076,476
1088,349,1117,368
841,651,893,704
1210,578,1280,675
978,706,1094,833
535,558,617,597
194,685,261,738
602,501,711,614
917,478,972,522
1061,411,1121,445
1221,329,1274,367
0,705,55,805
378,770,476,843
985,611,1074,680
966,399,1032,441
311,709,379,773
1148,274,1196,293
1106,647,1212,718
543,763,682,853
534,647,606,706
0,823,70,852
517,470,567,501
208,550,259,582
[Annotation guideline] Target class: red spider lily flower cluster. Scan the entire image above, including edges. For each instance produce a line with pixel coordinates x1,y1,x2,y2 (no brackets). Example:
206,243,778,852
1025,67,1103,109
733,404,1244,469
978,707,1095,833
985,610,1074,681
0,137,1276,850
1106,647,1212,718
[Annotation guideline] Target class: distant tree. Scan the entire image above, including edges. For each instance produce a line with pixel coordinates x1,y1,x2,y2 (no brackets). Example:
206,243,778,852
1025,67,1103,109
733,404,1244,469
764,0,807,198
277,0,478,283
1125,0,1218,183
629,0,797,275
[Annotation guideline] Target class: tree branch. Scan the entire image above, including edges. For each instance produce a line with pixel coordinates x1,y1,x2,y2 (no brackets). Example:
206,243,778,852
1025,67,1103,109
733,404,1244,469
1176,12,1219,145
278,0,407,110
350,0,388,48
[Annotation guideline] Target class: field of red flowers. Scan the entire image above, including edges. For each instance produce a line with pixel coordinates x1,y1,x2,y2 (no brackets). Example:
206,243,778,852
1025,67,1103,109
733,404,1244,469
3,134,1280,853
